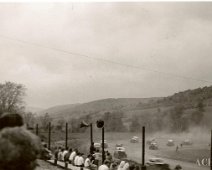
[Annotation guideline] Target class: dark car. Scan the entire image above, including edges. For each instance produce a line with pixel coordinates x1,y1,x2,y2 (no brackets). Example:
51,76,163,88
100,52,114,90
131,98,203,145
114,146,127,159
146,158,171,170
149,142,159,150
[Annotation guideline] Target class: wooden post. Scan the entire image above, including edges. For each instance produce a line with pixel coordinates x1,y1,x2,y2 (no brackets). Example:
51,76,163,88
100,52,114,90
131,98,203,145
65,122,68,149
211,129,212,170
102,127,105,164
141,126,146,170
48,122,51,150
90,123,93,145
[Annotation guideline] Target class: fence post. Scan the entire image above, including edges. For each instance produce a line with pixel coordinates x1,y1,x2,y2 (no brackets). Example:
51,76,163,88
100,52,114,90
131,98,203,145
48,122,51,150
102,126,105,164
211,129,212,170
141,126,146,170
65,162,68,169
65,122,68,149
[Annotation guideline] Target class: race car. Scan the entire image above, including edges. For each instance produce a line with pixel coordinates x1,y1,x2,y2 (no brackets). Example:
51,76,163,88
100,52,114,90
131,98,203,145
146,138,156,145
167,139,175,146
114,145,127,159
146,158,165,166
146,158,170,170
94,142,101,151
149,142,159,150
130,136,139,143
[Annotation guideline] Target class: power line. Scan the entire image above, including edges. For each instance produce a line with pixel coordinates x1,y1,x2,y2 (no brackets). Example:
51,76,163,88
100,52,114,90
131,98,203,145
0,34,212,84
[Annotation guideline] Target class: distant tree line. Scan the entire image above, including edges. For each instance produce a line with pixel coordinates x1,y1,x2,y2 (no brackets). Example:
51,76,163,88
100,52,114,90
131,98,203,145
1,81,207,134
35,100,205,134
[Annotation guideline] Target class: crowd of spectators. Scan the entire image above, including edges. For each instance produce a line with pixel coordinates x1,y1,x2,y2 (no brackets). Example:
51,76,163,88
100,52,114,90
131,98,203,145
51,144,140,170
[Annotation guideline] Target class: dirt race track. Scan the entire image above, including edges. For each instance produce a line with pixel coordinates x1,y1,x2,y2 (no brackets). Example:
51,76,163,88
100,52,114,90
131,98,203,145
49,131,211,170
104,132,210,170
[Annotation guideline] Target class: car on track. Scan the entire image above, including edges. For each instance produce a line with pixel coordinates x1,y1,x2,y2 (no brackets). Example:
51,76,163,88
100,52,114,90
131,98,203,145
94,142,101,151
167,139,175,146
149,142,159,150
114,145,127,159
146,158,170,170
146,138,156,145
130,136,139,143
146,158,165,166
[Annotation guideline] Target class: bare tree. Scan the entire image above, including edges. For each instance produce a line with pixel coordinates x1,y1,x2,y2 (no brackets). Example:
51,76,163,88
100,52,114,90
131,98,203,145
0,82,26,115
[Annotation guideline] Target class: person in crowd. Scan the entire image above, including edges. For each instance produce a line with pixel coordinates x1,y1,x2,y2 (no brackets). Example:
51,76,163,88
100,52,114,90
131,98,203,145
58,148,64,161
64,148,72,162
69,148,78,165
110,162,118,170
123,161,130,170
93,149,101,167
62,147,69,161
84,154,97,170
0,113,23,130
90,142,96,154
117,161,125,170
0,126,41,170
77,153,85,169
174,165,183,170
54,146,61,160
41,143,52,160
129,164,136,170
105,151,112,163
74,152,80,166
98,160,110,170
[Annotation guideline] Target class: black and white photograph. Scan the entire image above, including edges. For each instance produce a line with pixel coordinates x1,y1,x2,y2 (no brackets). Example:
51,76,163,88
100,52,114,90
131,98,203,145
0,2,211,170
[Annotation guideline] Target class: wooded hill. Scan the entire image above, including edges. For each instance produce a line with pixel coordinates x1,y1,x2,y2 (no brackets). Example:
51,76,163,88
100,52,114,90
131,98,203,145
37,86,212,133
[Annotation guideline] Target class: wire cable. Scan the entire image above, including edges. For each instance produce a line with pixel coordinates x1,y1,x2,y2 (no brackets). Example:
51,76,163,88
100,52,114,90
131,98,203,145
0,35,211,84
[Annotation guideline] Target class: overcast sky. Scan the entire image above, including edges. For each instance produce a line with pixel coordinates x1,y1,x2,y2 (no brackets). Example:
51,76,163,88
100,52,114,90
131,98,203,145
0,2,212,108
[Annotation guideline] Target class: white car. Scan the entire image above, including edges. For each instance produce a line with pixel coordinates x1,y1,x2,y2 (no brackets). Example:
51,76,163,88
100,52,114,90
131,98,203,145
149,142,159,150
130,136,139,143
94,142,101,150
167,139,175,146
146,158,165,166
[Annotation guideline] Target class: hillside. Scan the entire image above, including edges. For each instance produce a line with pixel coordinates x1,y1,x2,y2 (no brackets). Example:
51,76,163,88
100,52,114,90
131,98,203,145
38,97,161,119
37,85,212,132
